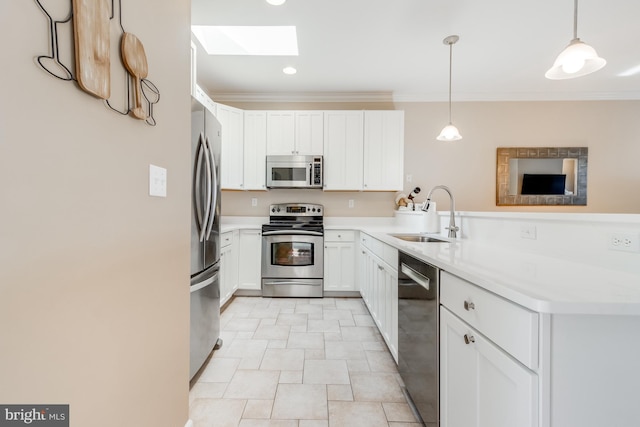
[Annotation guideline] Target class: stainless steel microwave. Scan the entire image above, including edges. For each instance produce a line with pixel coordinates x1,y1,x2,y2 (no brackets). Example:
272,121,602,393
266,155,323,189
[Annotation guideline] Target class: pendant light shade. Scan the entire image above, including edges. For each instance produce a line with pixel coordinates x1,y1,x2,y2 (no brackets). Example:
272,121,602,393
545,0,606,79
437,35,462,142
437,124,462,141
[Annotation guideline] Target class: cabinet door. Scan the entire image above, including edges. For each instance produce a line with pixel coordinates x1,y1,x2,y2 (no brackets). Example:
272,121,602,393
440,307,538,427
217,104,244,189
243,112,267,190
381,264,398,361
323,111,364,190
363,111,404,191
266,111,296,155
324,242,355,291
295,111,324,155
359,246,374,311
220,244,233,307
238,229,262,290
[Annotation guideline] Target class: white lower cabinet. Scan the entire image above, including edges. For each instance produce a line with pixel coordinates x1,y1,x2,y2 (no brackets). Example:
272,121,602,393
238,229,262,290
358,233,398,361
219,231,238,306
440,307,538,427
440,271,538,427
324,230,356,291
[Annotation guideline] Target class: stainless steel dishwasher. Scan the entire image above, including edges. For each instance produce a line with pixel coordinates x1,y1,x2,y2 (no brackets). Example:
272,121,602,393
398,252,440,427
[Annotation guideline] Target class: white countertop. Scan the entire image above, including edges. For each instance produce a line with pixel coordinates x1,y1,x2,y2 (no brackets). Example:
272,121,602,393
221,216,640,316
367,231,640,316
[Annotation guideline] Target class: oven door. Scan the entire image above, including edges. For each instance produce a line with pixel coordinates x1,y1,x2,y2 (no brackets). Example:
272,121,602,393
261,230,324,279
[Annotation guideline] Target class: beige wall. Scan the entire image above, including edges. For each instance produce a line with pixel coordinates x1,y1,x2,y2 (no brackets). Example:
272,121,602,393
0,2,191,427
221,100,640,216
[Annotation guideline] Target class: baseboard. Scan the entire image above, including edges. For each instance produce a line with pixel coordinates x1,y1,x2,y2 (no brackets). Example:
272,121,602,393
184,419,193,427
234,289,262,297
323,291,361,298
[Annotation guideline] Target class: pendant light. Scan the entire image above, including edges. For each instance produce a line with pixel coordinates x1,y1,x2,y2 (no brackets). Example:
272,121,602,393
437,35,462,141
545,0,606,79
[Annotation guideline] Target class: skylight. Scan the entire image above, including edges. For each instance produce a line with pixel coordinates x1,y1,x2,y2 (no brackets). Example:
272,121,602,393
191,26,299,56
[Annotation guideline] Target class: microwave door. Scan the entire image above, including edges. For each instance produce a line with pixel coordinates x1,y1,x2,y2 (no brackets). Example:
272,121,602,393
270,162,308,187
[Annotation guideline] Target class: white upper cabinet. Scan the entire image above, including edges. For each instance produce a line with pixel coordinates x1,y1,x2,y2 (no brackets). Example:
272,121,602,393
323,111,364,191
363,111,404,191
243,111,267,190
294,111,324,155
266,111,323,155
266,111,296,155
216,103,244,190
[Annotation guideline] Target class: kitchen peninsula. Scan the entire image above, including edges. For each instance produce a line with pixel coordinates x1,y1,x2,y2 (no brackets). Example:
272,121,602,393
221,211,640,427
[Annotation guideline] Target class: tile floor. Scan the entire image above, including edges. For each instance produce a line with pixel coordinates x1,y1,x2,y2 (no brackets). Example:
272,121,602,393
189,296,422,427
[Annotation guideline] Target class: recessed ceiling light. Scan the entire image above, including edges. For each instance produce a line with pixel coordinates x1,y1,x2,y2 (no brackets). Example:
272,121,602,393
283,67,297,75
191,26,298,56
266,0,286,5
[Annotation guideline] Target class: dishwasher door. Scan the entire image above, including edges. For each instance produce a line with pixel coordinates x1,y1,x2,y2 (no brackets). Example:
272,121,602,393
398,252,439,427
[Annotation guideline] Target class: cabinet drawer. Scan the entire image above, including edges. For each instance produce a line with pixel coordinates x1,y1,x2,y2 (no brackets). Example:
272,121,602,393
325,230,355,242
360,233,383,255
382,245,397,272
221,231,234,248
440,271,539,369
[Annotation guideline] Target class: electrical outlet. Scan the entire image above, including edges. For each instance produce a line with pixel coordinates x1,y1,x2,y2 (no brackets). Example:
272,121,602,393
609,233,640,252
251,198,258,207
520,225,537,240
348,199,354,208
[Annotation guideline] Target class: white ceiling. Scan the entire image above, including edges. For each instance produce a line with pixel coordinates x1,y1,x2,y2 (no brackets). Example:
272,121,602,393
191,0,640,102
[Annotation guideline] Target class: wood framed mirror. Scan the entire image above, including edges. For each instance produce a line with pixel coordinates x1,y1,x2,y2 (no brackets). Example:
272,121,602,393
496,147,588,206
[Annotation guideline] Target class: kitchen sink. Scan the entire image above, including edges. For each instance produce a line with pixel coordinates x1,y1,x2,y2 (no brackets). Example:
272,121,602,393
389,234,448,243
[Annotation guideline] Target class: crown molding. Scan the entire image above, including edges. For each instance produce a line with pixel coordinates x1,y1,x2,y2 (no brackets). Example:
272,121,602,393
208,90,640,104
210,92,396,103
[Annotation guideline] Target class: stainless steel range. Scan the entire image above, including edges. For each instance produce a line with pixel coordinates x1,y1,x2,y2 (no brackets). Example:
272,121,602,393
261,203,324,298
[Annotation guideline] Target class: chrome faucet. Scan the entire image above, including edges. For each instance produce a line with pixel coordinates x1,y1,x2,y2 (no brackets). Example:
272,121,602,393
421,185,459,238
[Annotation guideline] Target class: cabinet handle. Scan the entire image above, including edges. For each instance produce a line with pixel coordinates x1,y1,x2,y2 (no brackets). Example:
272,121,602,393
463,334,475,345
464,301,475,311
378,265,384,271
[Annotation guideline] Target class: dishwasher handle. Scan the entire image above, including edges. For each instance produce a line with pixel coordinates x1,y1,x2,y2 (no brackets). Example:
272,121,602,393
401,263,430,290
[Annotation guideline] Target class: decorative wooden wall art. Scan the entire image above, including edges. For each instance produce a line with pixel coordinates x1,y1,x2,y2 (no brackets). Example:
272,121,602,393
34,0,160,126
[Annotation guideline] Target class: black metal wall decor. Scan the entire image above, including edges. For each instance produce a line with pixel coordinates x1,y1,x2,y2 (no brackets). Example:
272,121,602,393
34,0,160,126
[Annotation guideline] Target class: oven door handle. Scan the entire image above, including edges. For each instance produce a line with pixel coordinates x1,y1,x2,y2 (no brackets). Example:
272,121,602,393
262,230,324,237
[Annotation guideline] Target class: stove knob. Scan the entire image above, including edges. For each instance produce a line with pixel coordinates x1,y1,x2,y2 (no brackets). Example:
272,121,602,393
312,208,316,212
277,207,281,212
271,208,276,213
317,208,321,213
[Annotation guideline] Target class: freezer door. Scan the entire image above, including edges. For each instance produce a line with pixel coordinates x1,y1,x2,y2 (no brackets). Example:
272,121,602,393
189,264,220,379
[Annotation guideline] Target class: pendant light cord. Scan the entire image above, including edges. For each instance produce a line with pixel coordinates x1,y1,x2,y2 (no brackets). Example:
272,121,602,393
448,41,453,124
573,0,578,40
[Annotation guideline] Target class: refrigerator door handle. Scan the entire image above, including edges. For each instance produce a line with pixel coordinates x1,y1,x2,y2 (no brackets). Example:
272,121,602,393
194,132,206,237
199,134,213,242
204,136,217,240
190,271,219,293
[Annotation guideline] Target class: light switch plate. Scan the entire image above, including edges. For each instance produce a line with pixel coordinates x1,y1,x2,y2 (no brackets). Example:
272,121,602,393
149,164,167,197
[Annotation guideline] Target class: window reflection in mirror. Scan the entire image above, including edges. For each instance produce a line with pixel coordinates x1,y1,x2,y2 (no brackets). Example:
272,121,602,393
497,147,587,206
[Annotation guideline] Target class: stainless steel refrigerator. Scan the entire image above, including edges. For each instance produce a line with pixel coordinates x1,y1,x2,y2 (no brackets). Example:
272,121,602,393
189,97,222,380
